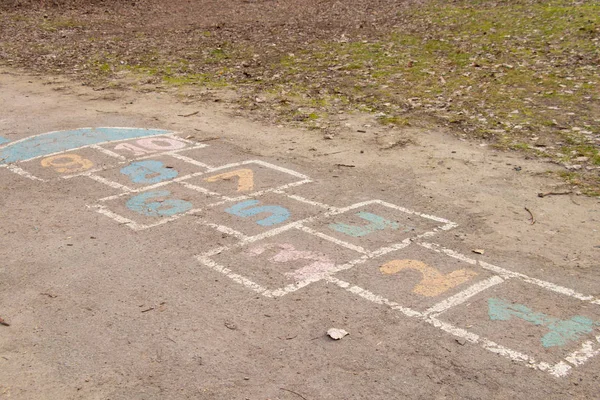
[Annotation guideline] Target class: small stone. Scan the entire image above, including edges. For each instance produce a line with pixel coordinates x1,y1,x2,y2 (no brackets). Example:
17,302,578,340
327,328,349,340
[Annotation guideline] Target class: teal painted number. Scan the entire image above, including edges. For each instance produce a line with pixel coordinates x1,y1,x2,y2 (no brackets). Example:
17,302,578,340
225,200,290,226
126,190,192,217
329,212,407,237
121,160,178,184
488,298,599,348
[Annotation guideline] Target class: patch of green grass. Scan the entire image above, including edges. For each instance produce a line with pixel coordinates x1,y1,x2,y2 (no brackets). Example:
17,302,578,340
41,17,83,32
377,115,410,126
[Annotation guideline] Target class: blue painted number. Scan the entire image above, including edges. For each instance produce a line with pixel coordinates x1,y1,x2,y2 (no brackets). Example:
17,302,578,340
488,298,599,348
329,212,405,237
126,190,192,217
121,160,178,184
225,200,290,226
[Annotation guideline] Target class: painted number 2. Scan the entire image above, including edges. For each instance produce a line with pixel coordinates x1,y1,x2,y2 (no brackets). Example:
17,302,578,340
380,259,477,297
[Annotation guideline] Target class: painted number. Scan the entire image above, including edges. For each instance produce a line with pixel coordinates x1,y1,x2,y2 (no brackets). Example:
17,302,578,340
115,137,187,156
488,298,599,348
329,212,409,237
41,153,93,173
204,169,254,192
120,160,178,184
225,200,290,226
126,190,192,217
249,243,335,281
380,259,477,297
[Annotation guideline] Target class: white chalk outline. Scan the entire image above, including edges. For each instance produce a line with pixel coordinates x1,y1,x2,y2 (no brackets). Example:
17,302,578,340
195,198,457,296
299,199,457,256
7,132,209,181
323,241,600,377
92,160,314,230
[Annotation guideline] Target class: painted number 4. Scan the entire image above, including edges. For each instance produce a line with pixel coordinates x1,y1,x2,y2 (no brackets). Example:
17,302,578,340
488,298,600,348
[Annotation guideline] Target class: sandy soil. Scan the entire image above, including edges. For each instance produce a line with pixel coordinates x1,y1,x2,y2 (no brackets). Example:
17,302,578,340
0,69,599,399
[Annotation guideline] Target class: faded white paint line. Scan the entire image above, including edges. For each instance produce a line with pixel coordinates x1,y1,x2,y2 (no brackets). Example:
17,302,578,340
86,173,133,191
91,204,141,230
564,335,600,367
276,191,337,211
168,152,214,169
424,275,505,317
326,276,423,318
199,222,249,240
6,165,46,181
89,144,127,160
197,256,269,295
299,225,369,254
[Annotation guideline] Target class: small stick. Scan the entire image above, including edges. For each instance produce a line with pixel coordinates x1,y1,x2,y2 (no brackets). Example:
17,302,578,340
335,163,355,168
178,111,199,117
141,307,155,313
196,136,220,142
524,207,535,225
0,317,9,326
280,388,308,400
538,191,572,198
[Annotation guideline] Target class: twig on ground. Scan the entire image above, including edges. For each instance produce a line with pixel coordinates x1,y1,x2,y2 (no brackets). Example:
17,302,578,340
178,111,199,117
335,163,355,168
141,307,155,313
537,191,572,198
280,388,308,400
0,317,10,326
524,207,535,225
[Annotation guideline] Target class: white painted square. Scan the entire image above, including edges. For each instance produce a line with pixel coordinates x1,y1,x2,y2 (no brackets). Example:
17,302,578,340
198,228,364,297
301,200,457,255
184,160,311,198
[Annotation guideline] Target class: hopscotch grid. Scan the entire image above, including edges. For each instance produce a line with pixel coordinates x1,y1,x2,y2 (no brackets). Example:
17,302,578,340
418,242,599,304
9,136,208,181
2,130,186,164
92,163,319,231
12,129,589,377
326,272,579,377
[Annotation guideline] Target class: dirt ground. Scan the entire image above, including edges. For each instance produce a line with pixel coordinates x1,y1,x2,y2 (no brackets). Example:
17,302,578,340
1,0,599,192
1,67,600,400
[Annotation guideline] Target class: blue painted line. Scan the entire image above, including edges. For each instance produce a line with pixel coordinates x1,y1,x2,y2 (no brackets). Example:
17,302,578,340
0,137,9,145
0,127,170,165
